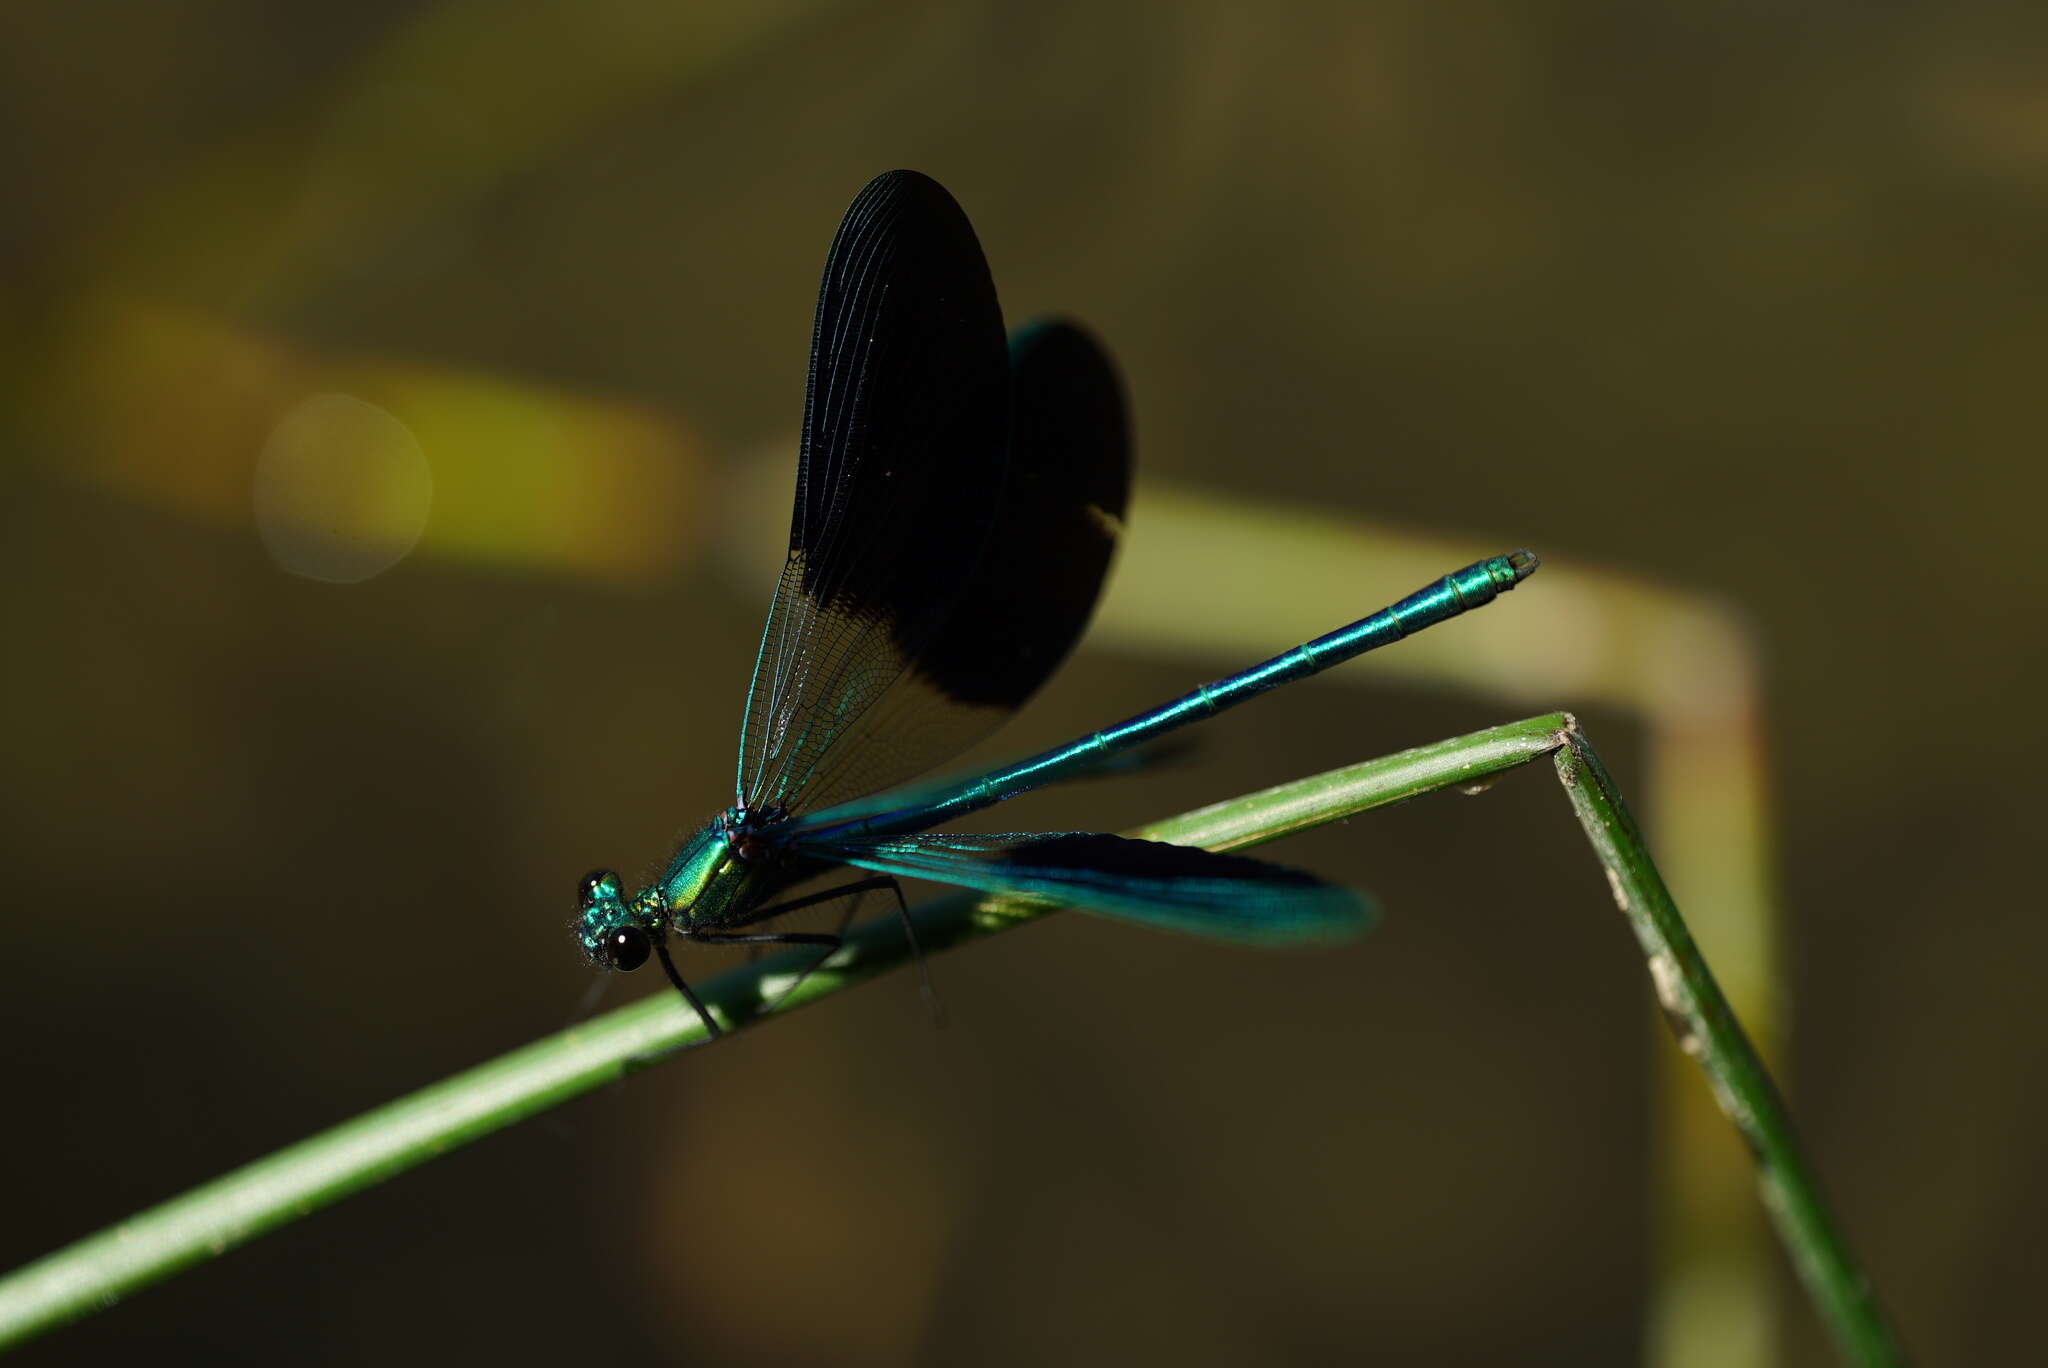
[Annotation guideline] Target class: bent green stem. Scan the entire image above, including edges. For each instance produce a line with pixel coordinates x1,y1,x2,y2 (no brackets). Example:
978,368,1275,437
0,713,1899,1365
1553,730,1902,1366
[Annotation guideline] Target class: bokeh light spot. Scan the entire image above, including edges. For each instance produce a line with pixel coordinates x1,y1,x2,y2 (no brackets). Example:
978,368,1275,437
254,393,432,583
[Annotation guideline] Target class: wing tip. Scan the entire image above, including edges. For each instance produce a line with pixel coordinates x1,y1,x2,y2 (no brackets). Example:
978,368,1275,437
853,168,966,220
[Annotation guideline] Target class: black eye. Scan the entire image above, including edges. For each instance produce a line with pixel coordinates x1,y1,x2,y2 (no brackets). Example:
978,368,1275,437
605,926,650,973
578,870,619,909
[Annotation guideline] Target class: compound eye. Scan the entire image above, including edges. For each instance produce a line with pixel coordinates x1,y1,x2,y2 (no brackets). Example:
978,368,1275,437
604,925,650,973
578,870,620,909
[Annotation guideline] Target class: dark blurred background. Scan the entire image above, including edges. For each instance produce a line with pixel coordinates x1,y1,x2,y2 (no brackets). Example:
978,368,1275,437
3,2,2043,1364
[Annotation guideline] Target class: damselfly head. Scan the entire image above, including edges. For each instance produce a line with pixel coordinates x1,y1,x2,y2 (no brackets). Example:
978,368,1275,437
572,868,652,972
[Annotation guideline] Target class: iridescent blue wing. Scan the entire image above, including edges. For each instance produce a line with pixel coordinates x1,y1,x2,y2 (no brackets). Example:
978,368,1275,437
795,830,1371,944
737,170,1129,815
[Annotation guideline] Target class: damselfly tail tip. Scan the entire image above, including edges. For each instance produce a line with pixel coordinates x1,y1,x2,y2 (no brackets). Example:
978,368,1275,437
1506,548,1540,583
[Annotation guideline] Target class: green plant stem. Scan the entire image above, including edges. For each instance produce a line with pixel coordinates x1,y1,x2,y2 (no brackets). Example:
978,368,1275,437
1554,729,1903,1367
0,712,1898,1366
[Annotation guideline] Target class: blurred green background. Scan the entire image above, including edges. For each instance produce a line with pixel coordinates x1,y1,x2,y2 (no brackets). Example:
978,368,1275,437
4,2,2043,1363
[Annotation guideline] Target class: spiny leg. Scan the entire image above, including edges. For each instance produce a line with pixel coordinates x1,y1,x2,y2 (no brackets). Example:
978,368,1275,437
654,942,725,1040
654,875,938,1037
759,875,945,1023
681,875,895,1019
682,924,847,1019
725,874,900,925
887,877,944,1025
651,876,890,1035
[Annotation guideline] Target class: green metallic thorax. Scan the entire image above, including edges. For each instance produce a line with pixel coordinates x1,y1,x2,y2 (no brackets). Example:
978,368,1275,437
655,824,748,927
656,812,823,930
575,810,821,967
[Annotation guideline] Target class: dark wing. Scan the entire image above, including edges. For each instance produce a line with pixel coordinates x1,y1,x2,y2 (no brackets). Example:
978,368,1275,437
738,172,1130,814
739,170,1009,813
798,830,1371,944
913,319,1129,707
783,318,1132,823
